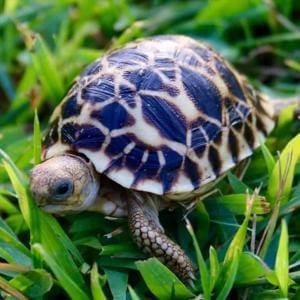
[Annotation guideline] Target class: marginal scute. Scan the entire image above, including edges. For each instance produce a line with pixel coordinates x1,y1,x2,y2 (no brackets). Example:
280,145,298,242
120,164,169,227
61,123,105,150
105,135,131,156
61,95,82,119
44,35,275,195
228,130,239,163
184,158,200,188
244,122,255,149
208,145,221,176
43,118,59,149
126,146,143,170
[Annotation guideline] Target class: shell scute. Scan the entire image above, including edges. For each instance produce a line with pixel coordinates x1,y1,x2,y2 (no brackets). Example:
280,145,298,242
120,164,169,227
214,58,246,101
81,75,115,103
108,48,149,67
61,95,81,119
141,94,187,144
91,102,131,130
180,66,222,121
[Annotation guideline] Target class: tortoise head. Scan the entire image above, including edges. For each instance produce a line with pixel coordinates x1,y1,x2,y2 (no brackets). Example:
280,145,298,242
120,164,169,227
30,154,99,214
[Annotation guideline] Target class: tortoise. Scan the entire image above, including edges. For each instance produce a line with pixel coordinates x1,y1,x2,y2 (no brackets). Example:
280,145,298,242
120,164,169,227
30,35,299,281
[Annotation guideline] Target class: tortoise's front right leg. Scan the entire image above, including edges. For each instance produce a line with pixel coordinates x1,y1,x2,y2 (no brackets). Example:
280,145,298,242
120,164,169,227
127,193,195,281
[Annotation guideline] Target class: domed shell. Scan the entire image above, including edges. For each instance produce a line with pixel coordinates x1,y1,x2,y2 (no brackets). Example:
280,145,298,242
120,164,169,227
42,35,275,196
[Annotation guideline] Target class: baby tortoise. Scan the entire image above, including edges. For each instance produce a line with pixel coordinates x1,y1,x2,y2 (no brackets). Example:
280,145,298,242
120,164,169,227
30,35,299,281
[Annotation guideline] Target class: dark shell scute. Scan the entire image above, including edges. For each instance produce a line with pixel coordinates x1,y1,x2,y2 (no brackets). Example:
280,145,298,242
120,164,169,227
62,95,81,119
81,61,102,76
228,130,239,163
141,94,187,144
105,135,131,156
160,168,176,193
160,69,176,81
175,49,201,67
244,123,255,149
208,146,221,176
162,147,183,172
215,59,246,101
91,102,130,130
160,148,180,190
61,123,105,150
43,119,59,149
108,48,148,67
256,116,268,136
81,76,115,103
125,68,163,91
143,151,160,177
180,66,222,121
204,122,221,141
184,158,200,188
119,85,136,108
224,98,243,125
191,118,221,148
191,127,207,149
134,151,160,182
189,44,213,62
125,146,144,170
237,104,251,118
154,57,175,69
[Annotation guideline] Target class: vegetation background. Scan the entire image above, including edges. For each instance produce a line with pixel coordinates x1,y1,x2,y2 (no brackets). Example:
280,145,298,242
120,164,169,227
0,0,300,299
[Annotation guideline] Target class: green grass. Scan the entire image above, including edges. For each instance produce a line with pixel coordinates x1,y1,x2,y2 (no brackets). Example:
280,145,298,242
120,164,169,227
0,0,300,299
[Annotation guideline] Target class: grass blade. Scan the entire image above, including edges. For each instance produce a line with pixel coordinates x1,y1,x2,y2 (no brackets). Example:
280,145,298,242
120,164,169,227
0,275,28,300
275,220,290,297
1,159,40,245
267,134,300,205
136,258,194,300
32,243,90,300
217,194,270,215
216,247,239,300
128,285,141,300
260,142,275,177
33,109,41,165
104,268,128,300
186,219,210,299
209,246,220,292
9,269,53,298
90,263,106,300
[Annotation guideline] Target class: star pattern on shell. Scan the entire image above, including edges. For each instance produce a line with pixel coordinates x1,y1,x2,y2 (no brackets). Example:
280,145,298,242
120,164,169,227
42,35,275,196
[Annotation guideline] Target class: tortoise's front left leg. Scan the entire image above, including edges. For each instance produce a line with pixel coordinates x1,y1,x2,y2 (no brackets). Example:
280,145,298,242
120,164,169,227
127,193,195,281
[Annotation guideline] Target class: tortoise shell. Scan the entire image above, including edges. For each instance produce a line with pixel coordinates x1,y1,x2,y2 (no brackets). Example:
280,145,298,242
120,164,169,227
42,35,275,196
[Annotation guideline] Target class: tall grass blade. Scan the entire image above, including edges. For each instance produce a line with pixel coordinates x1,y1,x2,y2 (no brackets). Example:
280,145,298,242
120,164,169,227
186,219,210,299
267,134,300,205
275,220,290,297
136,258,194,299
32,243,90,300
33,109,41,165
0,275,27,300
90,263,106,300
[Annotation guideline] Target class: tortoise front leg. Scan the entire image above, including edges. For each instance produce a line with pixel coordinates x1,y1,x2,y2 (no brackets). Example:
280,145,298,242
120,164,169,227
127,193,195,281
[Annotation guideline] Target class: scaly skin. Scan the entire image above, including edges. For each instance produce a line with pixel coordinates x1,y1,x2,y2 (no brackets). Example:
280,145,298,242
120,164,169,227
127,195,195,281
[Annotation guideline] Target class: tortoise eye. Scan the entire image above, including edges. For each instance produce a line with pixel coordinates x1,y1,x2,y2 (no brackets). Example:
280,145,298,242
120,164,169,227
52,180,73,200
